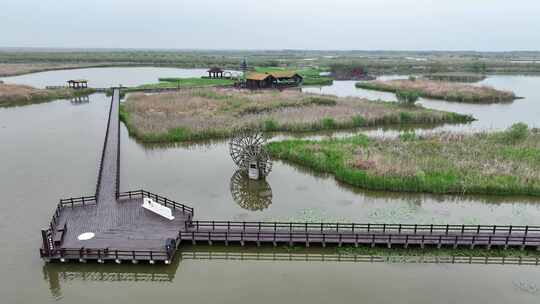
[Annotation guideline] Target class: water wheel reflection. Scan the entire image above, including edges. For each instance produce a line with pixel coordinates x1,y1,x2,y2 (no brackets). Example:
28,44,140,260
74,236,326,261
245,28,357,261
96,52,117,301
230,170,273,211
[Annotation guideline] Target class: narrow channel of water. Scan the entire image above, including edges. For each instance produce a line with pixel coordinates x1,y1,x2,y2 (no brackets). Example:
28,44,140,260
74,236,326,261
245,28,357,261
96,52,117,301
303,75,540,131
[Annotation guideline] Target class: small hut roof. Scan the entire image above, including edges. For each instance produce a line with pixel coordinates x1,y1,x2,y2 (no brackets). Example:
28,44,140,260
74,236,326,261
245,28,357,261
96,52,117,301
269,71,301,79
208,67,224,73
246,72,273,81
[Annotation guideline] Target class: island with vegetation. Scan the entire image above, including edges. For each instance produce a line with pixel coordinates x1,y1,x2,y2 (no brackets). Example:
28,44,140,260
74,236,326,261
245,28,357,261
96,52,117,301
119,88,472,143
0,83,95,107
356,79,517,103
267,123,540,196
121,77,235,92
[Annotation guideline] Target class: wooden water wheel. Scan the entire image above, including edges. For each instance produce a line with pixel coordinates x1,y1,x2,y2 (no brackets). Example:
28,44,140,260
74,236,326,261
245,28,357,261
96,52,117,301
229,132,273,178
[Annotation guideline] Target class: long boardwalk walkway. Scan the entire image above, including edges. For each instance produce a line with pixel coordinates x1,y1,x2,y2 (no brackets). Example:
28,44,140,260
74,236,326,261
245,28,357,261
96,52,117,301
96,88,120,203
41,88,540,265
41,89,192,263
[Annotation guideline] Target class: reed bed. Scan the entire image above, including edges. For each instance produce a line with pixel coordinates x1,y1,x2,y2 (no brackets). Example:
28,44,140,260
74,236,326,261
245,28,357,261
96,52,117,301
120,88,472,142
0,83,94,107
267,124,540,196
356,79,516,103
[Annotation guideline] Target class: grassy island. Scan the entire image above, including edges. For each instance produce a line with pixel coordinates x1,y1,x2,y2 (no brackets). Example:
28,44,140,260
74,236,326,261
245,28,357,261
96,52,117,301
121,77,235,92
119,88,472,143
267,123,540,196
0,83,95,107
356,79,516,103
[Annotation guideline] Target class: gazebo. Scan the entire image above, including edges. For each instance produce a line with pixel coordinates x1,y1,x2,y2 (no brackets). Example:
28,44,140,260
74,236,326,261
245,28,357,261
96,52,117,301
67,80,88,89
207,67,224,78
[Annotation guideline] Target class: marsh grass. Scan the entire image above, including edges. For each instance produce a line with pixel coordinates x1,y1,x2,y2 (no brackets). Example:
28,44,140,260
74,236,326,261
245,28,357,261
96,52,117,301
121,88,473,143
357,79,516,103
267,124,540,196
0,83,95,107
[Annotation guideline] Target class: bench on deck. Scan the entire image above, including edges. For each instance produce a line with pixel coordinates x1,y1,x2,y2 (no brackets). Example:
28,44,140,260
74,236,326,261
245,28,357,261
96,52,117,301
142,197,175,220
53,223,67,246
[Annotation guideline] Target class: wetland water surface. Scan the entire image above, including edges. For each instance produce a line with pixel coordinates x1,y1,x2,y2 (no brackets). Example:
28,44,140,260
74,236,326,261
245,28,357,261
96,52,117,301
0,67,238,88
1,70,540,303
304,75,540,131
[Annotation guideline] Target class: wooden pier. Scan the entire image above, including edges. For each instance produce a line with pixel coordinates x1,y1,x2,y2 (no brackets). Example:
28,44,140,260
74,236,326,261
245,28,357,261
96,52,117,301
40,88,540,265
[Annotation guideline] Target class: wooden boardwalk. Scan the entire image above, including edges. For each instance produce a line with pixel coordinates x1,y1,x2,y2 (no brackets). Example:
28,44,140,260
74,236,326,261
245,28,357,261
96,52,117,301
40,89,193,264
40,88,540,265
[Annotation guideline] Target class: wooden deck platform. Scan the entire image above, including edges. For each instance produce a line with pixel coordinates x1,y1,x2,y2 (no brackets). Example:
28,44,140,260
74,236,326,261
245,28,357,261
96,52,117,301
40,89,193,264
40,88,540,265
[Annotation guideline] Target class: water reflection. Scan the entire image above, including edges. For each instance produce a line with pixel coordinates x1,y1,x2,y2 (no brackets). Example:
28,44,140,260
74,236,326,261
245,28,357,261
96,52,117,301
0,67,234,89
70,95,90,105
42,260,179,299
41,244,540,299
230,170,273,211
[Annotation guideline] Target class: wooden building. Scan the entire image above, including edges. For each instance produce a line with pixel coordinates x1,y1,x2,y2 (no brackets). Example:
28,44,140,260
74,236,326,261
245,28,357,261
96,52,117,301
245,73,276,89
269,71,303,87
67,80,88,89
207,67,224,78
244,71,303,89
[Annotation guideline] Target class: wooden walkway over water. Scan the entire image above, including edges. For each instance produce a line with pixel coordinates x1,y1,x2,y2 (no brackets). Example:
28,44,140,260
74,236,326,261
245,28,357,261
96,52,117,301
41,89,540,265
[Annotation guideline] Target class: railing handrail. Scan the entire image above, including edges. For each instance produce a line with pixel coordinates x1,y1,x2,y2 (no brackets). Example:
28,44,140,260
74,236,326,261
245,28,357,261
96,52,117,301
118,189,194,216
42,247,170,259
187,221,540,234
181,230,540,239
59,195,97,206
95,89,117,199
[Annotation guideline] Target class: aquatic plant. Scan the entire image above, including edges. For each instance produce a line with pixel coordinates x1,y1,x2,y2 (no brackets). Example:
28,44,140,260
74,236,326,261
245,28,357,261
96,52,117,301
267,126,540,196
395,90,420,105
120,88,473,143
0,83,95,107
356,79,516,103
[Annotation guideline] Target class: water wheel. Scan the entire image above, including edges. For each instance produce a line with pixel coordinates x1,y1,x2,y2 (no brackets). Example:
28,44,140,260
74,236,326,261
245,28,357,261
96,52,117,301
229,132,272,178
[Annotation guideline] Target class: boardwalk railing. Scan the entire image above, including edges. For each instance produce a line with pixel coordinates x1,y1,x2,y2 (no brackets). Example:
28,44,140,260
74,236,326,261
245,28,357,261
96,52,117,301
59,195,98,208
186,221,540,235
118,190,194,218
95,90,116,199
40,248,171,262
41,195,99,255
180,230,540,248
179,221,540,249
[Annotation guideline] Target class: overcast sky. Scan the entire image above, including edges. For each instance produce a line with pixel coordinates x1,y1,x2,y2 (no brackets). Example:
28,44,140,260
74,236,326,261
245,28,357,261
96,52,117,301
1,0,539,51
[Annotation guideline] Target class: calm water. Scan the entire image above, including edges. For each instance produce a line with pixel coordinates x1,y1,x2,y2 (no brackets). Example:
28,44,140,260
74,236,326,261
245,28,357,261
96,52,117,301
1,69,540,303
304,75,540,132
0,67,238,88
